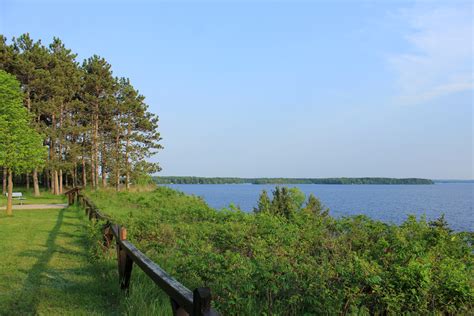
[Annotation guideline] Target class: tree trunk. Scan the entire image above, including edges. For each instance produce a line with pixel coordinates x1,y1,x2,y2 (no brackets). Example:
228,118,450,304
50,114,56,193
33,168,40,197
50,170,54,194
116,168,120,191
46,170,51,191
82,158,87,187
6,169,13,216
92,104,99,189
2,168,6,194
49,170,54,193
53,170,59,195
94,123,99,188
91,158,95,189
115,133,121,191
125,123,131,190
26,173,30,191
59,169,63,194
73,164,77,187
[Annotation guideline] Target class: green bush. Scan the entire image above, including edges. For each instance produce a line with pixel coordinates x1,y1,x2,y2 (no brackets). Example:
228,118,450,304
87,187,473,315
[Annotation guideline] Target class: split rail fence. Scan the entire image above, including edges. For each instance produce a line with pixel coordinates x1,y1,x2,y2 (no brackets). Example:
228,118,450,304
65,187,219,316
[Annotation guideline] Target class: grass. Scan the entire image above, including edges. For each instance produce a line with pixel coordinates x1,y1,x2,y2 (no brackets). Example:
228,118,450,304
0,206,121,315
0,188,66,207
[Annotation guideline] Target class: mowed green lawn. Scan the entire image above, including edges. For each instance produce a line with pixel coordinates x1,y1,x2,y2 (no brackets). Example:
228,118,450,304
0,189,66,207
0,207,121,315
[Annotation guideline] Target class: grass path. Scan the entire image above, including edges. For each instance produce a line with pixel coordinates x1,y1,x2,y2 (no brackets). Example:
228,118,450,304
0,207,121,315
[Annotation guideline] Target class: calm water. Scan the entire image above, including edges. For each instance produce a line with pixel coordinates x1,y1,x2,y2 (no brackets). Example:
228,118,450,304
164,183,473,232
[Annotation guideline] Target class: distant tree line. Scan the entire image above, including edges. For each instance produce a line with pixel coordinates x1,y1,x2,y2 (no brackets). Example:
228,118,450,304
154,176,434,185
0,34,162,196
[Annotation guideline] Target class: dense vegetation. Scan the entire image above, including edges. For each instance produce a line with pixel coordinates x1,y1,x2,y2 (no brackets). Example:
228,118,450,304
87,186,473,315
0,71,45,213
0,34,162,196
154,176,434,185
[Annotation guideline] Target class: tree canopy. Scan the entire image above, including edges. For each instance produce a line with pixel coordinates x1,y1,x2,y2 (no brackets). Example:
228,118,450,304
0,34,162,194
0,70,46,214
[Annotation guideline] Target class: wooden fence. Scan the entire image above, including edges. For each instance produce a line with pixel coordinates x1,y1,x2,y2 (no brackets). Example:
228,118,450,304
65,187,219,316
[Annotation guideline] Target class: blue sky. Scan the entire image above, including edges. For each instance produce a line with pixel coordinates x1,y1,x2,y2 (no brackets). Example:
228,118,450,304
1,1,472,179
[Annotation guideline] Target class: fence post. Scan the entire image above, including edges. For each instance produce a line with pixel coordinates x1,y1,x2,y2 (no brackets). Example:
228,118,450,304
68,192,72,205
72,189,77,205
103,223,113,249
193,287,213,316
90,209,95,220
170,298,188,316
116,226,133,290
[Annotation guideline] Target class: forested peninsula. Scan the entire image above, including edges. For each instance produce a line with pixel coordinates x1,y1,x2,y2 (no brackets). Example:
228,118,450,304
154,176,434,185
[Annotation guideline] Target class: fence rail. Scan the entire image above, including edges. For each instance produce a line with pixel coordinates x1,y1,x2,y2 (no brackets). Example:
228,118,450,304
64,187,219,316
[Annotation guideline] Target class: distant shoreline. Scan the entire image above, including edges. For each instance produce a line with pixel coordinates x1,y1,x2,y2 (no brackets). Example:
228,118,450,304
154,176,435,185
433,179,474,183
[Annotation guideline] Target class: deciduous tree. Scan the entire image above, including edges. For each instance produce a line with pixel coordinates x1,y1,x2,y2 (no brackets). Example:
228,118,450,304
0,70,46,214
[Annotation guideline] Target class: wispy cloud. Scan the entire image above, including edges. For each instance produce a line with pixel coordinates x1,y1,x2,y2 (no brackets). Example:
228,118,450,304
390,4,473,104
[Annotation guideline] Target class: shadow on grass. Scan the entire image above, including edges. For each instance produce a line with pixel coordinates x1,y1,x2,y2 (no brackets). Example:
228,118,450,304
9,207,120,314
8,208,66,313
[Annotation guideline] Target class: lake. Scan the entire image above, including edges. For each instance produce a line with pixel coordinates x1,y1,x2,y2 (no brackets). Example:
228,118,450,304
164,183,473,232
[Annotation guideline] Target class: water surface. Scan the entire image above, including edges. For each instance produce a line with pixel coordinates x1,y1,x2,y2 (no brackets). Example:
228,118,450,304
165,183,473,232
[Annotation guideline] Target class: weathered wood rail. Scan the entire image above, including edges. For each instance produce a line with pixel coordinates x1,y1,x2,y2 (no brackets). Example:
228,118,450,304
64,187,219,316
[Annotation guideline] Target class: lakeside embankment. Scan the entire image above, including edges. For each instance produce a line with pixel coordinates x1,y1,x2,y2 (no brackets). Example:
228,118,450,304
85,186,473,315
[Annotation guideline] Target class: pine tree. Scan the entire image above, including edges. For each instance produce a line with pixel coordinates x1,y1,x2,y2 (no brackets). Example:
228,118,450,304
0,35,162,192
270,187,295,219
304,194,329,217
81,55,115,189
48,38,82,194
254,190,271,213
115,78,162,189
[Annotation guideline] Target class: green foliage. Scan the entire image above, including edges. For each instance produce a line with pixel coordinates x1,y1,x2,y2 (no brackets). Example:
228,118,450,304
0,34,162,192
154,176,434,185
304,193,329,217
254,187,326,221
87,187,473,315
253,190,271,214
0,70,46,173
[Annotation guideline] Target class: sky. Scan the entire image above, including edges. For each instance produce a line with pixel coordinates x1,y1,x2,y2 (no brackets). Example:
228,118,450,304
1,0,472,179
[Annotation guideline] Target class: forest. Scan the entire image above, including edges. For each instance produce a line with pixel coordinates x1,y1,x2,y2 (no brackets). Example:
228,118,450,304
0,34,162,197
154,176,434,185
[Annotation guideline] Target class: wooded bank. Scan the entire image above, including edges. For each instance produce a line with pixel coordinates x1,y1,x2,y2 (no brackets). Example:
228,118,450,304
154,176,434,185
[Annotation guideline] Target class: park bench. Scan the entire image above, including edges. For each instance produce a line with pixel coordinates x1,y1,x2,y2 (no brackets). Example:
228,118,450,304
5,192,26,205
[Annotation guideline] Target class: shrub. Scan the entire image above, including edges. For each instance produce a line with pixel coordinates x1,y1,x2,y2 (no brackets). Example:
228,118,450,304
87,187,474,315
